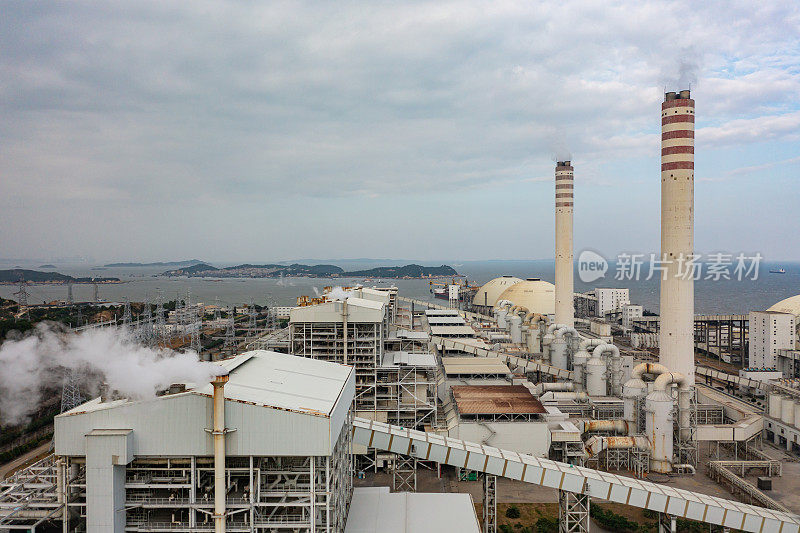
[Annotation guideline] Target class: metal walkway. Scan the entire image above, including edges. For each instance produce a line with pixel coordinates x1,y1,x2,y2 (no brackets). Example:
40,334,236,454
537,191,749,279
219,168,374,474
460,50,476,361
352,417,800,533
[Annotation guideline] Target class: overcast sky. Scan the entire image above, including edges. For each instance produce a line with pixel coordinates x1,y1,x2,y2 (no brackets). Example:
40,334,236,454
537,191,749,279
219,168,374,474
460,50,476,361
1,1,798,264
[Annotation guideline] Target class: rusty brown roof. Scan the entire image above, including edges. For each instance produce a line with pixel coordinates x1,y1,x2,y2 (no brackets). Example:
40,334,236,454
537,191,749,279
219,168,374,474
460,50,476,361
451,385,545,415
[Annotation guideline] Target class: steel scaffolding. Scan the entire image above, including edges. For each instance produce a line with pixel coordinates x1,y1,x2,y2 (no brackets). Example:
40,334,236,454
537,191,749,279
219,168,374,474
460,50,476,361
483,474,497,533
558,490,589,533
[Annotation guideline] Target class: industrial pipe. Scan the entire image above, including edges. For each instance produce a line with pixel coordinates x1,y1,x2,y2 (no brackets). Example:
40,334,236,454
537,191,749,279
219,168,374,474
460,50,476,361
584,435,650,457
581,419,631,434
539,391,589,402
212,373,230,533
531,382,575,395
653,371,686,392
592,344,622,397
631,362,670,381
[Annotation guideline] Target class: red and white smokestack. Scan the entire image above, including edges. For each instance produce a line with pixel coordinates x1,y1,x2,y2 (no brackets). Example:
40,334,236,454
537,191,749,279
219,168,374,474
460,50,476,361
555,161,575,327
660,90,695,387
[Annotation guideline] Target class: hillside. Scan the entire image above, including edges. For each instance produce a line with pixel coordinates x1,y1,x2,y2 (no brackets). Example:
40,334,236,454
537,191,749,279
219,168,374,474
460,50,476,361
163,263,344,278
341,264,458,278
0,269,119,284
105,259,205,267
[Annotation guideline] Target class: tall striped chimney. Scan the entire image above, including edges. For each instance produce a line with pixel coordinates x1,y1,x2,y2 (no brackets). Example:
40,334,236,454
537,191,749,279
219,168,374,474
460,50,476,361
659,90,695,386
555,161,574,327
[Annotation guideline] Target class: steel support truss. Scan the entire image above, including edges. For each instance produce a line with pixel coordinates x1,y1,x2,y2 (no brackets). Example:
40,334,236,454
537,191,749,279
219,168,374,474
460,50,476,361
392,454,417,493
559,490,590,533
483,474,497,533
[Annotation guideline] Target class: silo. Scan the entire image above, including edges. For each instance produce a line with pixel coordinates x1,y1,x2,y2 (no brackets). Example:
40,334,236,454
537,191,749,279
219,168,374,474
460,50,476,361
769,393,782,419
782,396,796,426
623,378,647,431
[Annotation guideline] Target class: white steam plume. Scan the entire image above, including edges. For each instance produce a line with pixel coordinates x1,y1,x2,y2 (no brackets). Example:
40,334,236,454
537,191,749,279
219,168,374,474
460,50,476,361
326,286,353,301
0,324,226,425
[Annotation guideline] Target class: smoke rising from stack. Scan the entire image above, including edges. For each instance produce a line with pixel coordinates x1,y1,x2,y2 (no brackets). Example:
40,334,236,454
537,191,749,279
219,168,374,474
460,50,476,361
0,324,226,425
326,286,354,301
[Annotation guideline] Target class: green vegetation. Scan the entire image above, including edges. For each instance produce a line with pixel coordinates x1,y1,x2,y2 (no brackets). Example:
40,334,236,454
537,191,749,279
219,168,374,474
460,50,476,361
590,504,641,532
534,518,557,533
505,506,521,519
341,264,458,278
0,433,52,464
0,269,119,283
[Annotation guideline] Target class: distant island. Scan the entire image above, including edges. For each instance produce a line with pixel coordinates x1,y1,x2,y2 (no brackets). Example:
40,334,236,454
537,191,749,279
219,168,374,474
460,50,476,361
105,259,205,267
39,264,57,268
163,263,458,279
0,269,120,285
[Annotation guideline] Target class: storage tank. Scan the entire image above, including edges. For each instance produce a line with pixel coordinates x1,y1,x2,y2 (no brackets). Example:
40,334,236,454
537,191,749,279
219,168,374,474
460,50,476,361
550,335,568,370
646,390,674,473
623,378,647,430
782,397,796,426
496,308,509,328
794,402,800,432
769,393,782,419
585,357,607,397
572,349,590,390
509,314,523,343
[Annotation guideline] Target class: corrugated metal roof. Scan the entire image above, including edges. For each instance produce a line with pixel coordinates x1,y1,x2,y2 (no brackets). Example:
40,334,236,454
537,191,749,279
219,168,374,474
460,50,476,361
394,329,429,340
344,487,480,533
429,325,475,336
380,351,437,368
424,309,461,316
193,351,353,416
451,385,546,414
442,357,510,375
426,316,466,325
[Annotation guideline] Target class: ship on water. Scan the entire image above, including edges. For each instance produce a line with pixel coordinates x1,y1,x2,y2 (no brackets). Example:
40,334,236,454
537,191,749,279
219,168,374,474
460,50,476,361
770,268,787,274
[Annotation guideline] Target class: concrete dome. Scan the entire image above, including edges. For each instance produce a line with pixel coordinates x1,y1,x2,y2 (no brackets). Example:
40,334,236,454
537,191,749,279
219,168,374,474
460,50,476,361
472,276,523,307
495,278,555,315
768,295,800,317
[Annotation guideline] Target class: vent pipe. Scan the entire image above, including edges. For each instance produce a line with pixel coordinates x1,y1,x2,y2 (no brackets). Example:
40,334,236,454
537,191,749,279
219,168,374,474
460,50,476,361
212,373,229,533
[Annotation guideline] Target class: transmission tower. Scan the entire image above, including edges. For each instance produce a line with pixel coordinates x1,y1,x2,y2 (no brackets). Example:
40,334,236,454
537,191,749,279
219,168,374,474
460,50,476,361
75,305,83,327
224,303,236,354
214,297,222,322
92,279,100,303
155,289,166,343
13,279,29,319
67,282,74,305
248,298,258,335
122,297,133,328
60,369,84,413
142,295,154,345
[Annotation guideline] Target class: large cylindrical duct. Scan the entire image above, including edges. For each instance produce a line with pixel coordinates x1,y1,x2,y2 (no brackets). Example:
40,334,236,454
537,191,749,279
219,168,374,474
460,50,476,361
585,435,650,457
582,419,630,434
212,373,230,533
659,90,695,387
555,161,575,327
592,344,622,397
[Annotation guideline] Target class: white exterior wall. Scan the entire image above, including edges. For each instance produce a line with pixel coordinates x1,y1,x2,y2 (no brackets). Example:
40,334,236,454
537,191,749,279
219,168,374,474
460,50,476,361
450,422,551,457
749,311,795,370
595,288,630,317
623,304,643,329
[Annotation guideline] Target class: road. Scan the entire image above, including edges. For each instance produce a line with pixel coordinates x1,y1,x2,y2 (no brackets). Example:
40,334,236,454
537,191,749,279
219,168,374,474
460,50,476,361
0,441,52,480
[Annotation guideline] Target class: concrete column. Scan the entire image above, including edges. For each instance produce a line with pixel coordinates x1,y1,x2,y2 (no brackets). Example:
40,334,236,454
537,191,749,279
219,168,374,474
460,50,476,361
555,161,575,327
85,429,134,533
659,90,695,387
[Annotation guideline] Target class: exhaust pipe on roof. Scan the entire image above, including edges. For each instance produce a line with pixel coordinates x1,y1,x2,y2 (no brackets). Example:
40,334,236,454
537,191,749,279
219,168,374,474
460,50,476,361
211,373,230,533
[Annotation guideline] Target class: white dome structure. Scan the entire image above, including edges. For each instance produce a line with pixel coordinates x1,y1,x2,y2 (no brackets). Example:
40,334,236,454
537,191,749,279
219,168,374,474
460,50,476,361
768,294,800,317
495,278,555,315
472,276,523,308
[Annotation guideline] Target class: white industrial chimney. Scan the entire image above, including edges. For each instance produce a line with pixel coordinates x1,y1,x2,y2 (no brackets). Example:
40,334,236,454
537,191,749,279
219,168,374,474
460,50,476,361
659,90,695,387
555,161,575,327
211,373,230,533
